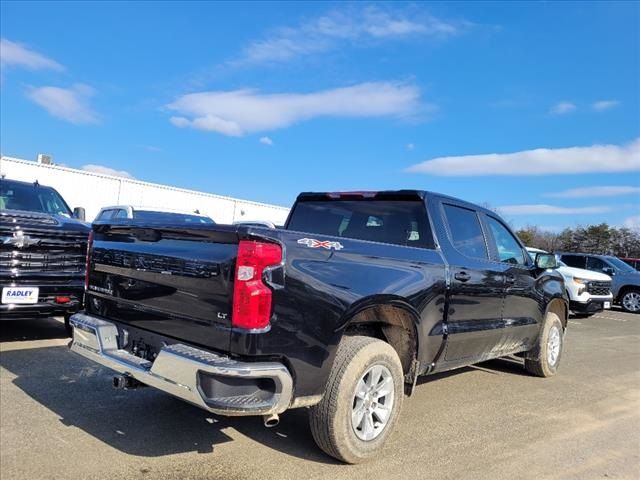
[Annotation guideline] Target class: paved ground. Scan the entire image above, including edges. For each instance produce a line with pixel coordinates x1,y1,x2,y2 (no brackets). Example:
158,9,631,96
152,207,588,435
1,309,639,480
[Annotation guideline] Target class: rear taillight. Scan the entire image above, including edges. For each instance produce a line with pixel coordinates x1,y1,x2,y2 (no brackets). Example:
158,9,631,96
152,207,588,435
84,230,94,291
232,240,282,330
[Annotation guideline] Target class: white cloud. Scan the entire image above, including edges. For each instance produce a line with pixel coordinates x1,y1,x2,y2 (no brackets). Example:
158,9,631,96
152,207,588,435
549,101,576,115
81,164,134,179
234,6,463,65
405,138,640,176
406,143,415,151
623,215,640,231
497,204,611,215
0,38,64,72
27,84,98,124
140,145,162,152
168,82,422,136
259,136,273,146
592,100,620,112
546,186,640,198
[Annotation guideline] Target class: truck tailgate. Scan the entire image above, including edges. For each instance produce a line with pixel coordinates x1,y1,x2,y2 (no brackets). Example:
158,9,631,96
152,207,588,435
86,224,238,351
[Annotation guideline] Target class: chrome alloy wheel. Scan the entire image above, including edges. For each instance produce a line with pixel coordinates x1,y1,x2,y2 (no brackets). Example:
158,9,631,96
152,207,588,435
547,325,561,366
622,291,640,313
351,365,395,441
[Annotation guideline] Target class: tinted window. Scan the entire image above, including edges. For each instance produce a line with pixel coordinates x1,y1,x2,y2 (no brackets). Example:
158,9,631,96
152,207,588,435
586,257,609,272
0,181,71,216
443,204,488,259
114,209,129,219
287,200,434,248
133,211,215,224
97,209,115,220
561,255,585,268
486,216,526,265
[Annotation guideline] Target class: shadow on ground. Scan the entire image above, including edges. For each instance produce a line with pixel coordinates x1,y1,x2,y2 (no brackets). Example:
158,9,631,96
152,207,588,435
0,317,69,342
0,321,337,464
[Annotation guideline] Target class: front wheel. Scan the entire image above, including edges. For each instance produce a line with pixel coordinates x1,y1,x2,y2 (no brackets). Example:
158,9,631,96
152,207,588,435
621,289,640,314
309,335,404,464
524,312,564,377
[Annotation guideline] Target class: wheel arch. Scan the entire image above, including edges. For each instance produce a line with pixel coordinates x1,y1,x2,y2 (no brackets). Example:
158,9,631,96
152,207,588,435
616,284,639,303
339,296,420,385
545,297,569,330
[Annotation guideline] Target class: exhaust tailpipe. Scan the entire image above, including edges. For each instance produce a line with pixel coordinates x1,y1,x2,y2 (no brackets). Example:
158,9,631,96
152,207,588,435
263,413,279,428
112,374,139,390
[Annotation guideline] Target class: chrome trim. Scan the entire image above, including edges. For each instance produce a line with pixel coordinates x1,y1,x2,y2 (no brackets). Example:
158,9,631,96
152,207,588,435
69,312,293,416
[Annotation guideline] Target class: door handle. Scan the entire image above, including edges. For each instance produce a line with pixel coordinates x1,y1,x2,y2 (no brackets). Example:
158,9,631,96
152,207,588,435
454,271,471,282
505,274,516,284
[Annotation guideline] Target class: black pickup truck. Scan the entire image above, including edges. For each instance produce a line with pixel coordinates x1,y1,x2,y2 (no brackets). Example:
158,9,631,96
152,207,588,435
70,190,567,463
1,178,89,333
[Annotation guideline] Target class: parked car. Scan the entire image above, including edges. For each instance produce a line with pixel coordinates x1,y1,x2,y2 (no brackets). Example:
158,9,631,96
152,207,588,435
558,253,640,313
526,247,612,317
620,257,640,271
70,190,568,463
94,205,215,224
1,178,90,334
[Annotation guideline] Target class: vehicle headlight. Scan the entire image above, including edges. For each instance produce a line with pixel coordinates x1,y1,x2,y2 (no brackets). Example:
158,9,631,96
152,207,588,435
572,277,588,285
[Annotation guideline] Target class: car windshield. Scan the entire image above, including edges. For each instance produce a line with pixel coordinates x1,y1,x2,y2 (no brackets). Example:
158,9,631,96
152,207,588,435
0,181,71,216
134,210,215,224
605,256,637,273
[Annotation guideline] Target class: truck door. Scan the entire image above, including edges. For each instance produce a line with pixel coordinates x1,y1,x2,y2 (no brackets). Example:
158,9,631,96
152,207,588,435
436,201,505,364
482,214,541,353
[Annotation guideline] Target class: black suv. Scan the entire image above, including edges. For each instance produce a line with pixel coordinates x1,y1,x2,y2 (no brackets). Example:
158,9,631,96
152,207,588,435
1,178,90,333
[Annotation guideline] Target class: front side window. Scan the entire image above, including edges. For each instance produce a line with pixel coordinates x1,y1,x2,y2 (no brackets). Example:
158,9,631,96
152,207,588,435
586,257,608,272
486,216,526,265
443,204,488,259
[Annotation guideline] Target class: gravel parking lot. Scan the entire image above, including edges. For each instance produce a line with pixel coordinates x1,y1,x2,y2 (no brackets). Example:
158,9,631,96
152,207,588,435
1,309,639,480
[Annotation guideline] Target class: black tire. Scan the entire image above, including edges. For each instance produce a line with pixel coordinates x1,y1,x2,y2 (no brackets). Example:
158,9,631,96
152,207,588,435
63,314,73,337
309,335,404,464
524,312,564,377
620,289,640,314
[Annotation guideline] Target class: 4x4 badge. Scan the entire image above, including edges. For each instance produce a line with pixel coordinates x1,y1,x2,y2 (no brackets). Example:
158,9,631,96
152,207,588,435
297,238,344,251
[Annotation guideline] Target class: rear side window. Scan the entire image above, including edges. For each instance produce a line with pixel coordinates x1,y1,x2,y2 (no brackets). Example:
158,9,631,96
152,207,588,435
97,209,115,220
561,255,585,268
443,204,488,259
286,200,435,248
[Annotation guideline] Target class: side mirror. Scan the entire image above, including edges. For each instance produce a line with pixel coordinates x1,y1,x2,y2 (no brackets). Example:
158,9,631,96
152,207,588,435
602,267,615,276
536,253,557,269
73,207,86,221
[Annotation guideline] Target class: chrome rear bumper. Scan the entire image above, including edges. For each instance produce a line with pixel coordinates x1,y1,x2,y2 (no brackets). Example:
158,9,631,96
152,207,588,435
69,312,293,416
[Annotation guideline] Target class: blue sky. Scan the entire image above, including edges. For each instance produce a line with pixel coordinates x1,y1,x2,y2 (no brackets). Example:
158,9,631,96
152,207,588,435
1,1,639,230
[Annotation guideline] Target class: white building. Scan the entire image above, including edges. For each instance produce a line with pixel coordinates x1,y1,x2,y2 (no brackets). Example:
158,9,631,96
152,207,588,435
0,156,290,225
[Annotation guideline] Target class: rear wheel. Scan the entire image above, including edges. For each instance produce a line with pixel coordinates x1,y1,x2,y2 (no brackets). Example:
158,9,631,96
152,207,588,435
309,335,404,464
621,289,640,314
524,312,564,377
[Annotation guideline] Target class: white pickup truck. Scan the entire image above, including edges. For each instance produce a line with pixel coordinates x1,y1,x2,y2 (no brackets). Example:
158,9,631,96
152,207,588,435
526,248,612,317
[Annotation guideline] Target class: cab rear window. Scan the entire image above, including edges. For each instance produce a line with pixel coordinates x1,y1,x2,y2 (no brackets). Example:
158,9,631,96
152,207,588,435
286,200,435,249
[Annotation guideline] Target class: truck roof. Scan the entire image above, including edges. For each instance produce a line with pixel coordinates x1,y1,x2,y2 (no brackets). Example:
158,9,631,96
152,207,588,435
296,190,496,216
